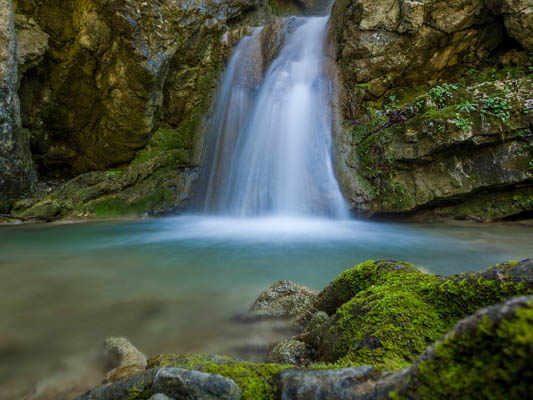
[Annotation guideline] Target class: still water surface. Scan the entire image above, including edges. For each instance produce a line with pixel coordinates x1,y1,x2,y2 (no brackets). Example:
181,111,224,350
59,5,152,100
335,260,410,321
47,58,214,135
0,216,532,398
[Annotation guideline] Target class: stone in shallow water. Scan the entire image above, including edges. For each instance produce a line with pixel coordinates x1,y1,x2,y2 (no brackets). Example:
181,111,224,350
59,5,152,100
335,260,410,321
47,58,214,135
103,337,147,383
250,280,317,318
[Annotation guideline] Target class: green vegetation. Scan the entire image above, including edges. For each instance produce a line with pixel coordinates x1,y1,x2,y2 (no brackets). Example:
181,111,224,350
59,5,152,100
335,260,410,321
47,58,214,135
88,188,175,218
392,300,533,399
315,260,531,369
149,354,291,400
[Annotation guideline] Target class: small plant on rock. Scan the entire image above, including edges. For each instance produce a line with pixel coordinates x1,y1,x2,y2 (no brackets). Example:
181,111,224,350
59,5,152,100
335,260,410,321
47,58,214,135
429,83,458,107
481,95,512,125
455,99,478,114
454,113,472,131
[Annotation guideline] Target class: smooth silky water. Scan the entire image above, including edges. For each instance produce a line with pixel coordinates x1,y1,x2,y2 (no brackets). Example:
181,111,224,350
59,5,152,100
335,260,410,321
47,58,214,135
1,15,532,400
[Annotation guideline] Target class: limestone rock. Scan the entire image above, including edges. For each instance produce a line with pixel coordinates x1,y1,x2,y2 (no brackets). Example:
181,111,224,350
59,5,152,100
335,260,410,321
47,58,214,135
0,0,36,212
250,280,318,319
14,13,49,76
103,337,147,383
15,0,269,177
266,339,314,366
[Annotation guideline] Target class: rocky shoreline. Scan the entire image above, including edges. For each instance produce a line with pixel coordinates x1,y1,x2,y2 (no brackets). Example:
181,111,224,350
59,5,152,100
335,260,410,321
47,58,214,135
76,258,533,400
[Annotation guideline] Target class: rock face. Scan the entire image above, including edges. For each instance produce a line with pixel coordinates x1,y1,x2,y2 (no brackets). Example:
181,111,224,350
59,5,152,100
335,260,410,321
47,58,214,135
103,337,147,383
15,0,268,177
0,0,36,212
3,0,284,218
329,0,533,220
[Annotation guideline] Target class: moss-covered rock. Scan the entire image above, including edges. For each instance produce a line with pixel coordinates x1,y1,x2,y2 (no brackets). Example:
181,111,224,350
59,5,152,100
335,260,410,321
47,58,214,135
392,295,533,400
300,259,533,369
148,354,291,400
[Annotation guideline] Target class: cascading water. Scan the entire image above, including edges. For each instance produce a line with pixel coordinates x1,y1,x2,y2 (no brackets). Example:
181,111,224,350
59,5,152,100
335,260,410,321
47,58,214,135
198,16,347,218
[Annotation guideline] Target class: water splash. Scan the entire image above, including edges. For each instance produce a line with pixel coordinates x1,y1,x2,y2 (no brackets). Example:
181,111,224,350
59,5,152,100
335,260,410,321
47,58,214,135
198,16,347,218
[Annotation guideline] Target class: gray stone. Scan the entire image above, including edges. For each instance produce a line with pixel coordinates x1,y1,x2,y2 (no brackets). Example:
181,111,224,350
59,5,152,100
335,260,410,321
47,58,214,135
76,367,241,400
152,368,242,400
250,280,318,319
273,366,375,400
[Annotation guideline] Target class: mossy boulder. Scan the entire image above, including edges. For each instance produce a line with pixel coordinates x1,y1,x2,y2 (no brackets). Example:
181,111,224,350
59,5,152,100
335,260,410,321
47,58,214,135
300,259,533,369
392,295,533,399
147,354,291,400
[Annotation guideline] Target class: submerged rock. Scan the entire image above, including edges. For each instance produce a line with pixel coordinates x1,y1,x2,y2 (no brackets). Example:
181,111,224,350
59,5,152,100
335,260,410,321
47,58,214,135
250,280,318,320
103,337,147,383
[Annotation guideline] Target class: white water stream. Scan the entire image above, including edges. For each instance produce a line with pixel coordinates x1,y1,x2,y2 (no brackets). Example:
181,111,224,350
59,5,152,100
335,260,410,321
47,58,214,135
199,16,347,218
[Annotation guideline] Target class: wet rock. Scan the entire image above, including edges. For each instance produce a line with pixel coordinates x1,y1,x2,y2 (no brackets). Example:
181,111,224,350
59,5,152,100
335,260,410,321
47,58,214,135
0,0,36,212
272,366,375,399
77,367,241,400
103,337,147,383
250,280,318,319
266,339,314,366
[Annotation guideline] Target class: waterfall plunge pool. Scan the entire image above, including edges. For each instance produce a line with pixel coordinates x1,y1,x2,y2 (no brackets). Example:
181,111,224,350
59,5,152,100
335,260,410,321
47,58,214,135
0,215,532,399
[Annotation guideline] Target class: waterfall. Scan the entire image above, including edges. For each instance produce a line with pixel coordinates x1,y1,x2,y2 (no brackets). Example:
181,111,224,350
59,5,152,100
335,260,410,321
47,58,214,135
197,16,347,219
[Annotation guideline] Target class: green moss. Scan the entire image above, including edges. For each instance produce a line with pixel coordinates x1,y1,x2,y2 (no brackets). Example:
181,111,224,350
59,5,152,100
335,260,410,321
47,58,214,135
399,301,533,399
128,381,151,400
148,354,290,400
320,260,532,369
88,188,175,217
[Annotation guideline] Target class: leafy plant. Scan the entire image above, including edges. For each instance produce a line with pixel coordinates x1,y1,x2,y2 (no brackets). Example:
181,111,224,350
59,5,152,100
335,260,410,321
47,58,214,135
455,99,478,114
454,113,472,131
429,83,458,106
481,96,512,125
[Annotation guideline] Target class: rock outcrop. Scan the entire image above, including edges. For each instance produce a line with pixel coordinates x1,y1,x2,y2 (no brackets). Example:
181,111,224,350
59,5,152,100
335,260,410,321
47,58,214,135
0,0,36,212
329,0,533,220
2,0,287,219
